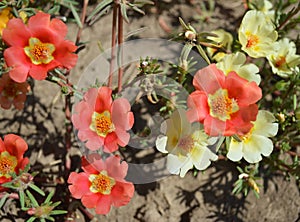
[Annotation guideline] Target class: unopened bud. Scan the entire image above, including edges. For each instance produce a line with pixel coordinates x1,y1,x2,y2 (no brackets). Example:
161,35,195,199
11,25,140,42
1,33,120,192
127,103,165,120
185,30,196,41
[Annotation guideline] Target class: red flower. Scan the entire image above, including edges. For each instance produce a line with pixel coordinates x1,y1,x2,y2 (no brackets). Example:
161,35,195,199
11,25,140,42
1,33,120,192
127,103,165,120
0,134,29,191
2,12,77,83
68,155,134,215
72,86,134,153
0,73,30,110
187,64,262,136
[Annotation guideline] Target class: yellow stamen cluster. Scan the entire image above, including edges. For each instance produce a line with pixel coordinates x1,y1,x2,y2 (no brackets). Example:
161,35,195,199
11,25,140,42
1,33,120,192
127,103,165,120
89,171,116,194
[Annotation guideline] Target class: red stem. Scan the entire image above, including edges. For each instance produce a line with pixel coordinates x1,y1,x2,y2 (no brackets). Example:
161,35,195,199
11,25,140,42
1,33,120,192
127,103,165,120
108,4,118,88
117,5,124,92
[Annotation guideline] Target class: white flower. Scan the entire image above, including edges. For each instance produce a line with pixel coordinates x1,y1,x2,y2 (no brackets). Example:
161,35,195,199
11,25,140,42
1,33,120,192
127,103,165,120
216,52,261,85
238,10,278,58
267,38,300,78
249,0,275,21
206,29,233,62
227,110,278,163
156,109,218,177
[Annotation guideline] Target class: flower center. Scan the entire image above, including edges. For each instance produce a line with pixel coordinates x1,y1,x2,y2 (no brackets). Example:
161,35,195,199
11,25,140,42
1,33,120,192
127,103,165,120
90,111,115,137
275,56,286,68
89,171,116,194
24,37,55,65
178,136,194,153
245,32,259,48
0,151,17,178
208,89,239,121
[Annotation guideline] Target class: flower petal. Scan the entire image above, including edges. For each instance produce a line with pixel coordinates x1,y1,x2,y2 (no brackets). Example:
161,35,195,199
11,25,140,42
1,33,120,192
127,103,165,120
243,135,273,163
112,98,134,130
95,87,112,113
105,155,128,180
111,181,134,207
2,18,31,47
94,195,112,215
227,139,243,162
4,47,30,83
193,64,225,94
156,135,168,153
68,172,91,199
187,91,209,123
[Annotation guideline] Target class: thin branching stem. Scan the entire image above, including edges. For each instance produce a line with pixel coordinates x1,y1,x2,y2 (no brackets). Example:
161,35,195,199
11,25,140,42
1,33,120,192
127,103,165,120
117,5,124,92
108,3,118,88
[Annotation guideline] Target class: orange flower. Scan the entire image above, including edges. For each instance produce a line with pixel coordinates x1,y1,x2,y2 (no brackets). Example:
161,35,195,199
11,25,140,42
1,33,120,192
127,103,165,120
2,12,78,83
68,155,134,215
0,134,29,191
0,73,30,110
187,64,262,136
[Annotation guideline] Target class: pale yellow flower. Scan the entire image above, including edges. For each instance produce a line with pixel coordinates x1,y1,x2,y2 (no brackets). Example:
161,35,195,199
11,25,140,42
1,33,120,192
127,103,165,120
227,110,278,163
216,52,261,85
206,29,233,62
239,10,278,58
249,0,275,21
267,38,300,77
156,109,218,177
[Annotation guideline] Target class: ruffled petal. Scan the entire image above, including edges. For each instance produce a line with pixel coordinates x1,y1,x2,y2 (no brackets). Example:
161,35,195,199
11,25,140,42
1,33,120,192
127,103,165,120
193,64,225,94
68,172,91,199
53,40,78,69
115,128,130,147
226,71,262,106
166,154,183,175
71,101,93,130
4,134,28,160
81,155,103,175
28,66,48,80
191,146,217,170
111,181,134,207
156,135,168,153
95,87,112,113
112,98,134,130
2,18,31,47
104,133,118,153
242,135,272,163
82,193,100,209
227,138,243,162
179,158,194,178
187,91,209,123
106,155,128,180
94,195,112,215
4,47,30,83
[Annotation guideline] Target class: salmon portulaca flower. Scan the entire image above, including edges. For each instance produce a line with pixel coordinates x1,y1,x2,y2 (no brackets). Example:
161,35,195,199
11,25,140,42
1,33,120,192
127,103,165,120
227,110,278,163
156,109,218,177
238,10,277,58
72,87,134,153
0,73,30,110
0,134,29,191
187,64,262,136
2,12,77,83
68,155,134,215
